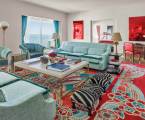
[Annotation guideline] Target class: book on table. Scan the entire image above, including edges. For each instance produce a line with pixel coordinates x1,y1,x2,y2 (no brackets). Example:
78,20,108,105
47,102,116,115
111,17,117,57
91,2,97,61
47,63,70,72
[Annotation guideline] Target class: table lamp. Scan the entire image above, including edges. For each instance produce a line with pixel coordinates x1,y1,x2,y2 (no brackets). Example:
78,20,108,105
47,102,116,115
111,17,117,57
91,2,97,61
52,33,60,48
0,21,9,46
112,32,122,54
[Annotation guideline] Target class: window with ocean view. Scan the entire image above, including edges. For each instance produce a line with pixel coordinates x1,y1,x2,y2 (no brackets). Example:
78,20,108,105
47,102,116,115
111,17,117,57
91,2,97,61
24,16,55,48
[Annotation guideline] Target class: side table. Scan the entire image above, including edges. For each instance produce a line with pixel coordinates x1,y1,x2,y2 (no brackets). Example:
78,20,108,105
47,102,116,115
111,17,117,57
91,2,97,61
11,53,27,72
107,53,122,74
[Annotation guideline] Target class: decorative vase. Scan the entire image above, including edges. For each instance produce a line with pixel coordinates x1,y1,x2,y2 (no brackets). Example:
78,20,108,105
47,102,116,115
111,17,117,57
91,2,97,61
40,56,48,68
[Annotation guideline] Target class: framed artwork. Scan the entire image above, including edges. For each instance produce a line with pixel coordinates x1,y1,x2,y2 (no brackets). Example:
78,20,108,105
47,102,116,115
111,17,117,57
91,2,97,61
91,19,114,43
129,16,145,41
73,20,84,39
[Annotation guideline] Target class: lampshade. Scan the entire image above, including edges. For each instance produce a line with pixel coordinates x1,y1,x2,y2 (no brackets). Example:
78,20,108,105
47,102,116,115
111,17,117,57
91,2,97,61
112,32,122,44
0,21,9,30
52,33,60,40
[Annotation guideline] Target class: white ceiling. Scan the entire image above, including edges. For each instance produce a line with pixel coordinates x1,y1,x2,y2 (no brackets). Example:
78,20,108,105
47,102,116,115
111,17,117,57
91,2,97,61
21,0,145,13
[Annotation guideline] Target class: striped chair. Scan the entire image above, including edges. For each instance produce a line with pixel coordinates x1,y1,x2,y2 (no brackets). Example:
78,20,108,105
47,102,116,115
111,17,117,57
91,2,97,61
0,46,12,71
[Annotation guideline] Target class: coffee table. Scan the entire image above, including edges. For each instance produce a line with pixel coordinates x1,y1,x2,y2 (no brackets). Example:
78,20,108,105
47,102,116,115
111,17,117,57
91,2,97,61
14,57,89,103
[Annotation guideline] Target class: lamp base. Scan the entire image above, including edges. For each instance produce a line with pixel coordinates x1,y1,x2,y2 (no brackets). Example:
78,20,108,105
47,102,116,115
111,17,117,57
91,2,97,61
115,44,118,54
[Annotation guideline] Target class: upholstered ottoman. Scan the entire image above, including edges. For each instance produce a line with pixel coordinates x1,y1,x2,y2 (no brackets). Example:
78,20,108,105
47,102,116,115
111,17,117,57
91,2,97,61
71,83,102,115
71,72,112,115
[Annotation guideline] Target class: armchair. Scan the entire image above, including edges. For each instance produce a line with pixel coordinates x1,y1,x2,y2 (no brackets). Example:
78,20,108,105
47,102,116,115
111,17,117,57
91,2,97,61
19,43,45,59
124,42,134,63
0,46,12,71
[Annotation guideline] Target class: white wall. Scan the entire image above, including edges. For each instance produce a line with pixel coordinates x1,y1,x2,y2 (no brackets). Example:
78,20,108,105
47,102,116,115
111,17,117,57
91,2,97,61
0,0,67,53
67,3,145,53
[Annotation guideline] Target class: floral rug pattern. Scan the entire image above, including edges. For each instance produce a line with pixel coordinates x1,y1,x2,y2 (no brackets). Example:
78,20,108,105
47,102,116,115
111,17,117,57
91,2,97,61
95,63,145,120
1,63,145,120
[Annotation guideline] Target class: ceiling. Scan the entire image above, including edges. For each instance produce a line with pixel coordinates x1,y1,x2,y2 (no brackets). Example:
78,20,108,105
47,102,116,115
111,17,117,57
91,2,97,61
20,0,145,13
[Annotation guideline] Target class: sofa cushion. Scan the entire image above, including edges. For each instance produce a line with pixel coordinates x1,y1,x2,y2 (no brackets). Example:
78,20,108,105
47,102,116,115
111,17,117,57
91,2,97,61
0,89,6,102
67,53,85,56
25,44,35,52
35,45,44,52
88,48,106,55
30,52,43,58
62,45,73,52
0,59,8,66
81,55,102,64
1,81,46,102
0,72,18,86
88,48,98,55
57,51,70,55
73,47,88,54
81,57,99,64
83,55,102,59
96,48,106,55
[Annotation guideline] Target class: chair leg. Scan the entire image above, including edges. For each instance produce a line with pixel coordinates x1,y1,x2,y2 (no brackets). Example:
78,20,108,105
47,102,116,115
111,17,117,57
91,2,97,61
132,54,134,63
138,55,141,64
124,53,126,60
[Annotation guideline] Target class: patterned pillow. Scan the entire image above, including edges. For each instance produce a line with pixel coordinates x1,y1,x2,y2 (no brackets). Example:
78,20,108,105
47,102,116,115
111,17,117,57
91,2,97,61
90,72,112,91
0,89,6,102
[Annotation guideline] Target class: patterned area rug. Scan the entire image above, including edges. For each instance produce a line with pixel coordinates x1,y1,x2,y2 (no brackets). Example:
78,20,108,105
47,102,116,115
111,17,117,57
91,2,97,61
1,63,145,120
56,63,145,120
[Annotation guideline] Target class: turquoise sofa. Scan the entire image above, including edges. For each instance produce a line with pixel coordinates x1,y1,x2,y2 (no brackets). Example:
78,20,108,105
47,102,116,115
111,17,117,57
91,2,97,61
19,43,45,59
57,42,113,70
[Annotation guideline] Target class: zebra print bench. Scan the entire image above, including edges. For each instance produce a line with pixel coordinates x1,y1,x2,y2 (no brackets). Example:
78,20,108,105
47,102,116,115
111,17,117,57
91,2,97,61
71,72,112,115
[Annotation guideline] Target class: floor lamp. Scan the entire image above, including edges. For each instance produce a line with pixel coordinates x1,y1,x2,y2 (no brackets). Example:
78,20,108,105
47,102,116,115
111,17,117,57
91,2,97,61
112,32,122,54
0,21,9,46
52,33,60,48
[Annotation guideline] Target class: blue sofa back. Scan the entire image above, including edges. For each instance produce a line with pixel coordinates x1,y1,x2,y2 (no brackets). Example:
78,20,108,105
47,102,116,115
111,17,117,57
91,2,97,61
23,43,45,53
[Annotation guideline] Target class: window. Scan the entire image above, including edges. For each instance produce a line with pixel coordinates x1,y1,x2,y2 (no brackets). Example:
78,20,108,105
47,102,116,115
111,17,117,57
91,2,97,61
24,16,55,47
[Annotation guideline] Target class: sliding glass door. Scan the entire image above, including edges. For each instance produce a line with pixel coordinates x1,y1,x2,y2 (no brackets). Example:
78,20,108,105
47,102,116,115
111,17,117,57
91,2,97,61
24,16,56,48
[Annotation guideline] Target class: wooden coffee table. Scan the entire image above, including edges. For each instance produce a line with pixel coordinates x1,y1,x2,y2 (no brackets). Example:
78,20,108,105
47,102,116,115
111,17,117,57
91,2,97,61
14,57,89,103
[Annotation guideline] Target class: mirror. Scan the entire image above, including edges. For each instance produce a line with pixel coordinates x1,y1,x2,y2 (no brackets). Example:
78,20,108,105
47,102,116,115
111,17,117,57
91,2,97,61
91,19,115,43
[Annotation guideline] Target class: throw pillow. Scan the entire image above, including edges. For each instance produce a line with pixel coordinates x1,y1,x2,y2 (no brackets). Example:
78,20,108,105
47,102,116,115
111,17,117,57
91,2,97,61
62,45,73,52
87,48,97,55
0,89,6,102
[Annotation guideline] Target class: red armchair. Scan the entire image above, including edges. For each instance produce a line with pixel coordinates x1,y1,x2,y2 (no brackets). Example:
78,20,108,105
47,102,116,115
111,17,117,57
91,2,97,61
124,42,144,63
124,42,134,62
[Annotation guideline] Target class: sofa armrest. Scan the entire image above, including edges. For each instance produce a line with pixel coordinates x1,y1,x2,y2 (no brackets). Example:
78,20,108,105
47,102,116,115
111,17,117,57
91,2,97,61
19,45,30,58
101,51,109,60
100,51,110,68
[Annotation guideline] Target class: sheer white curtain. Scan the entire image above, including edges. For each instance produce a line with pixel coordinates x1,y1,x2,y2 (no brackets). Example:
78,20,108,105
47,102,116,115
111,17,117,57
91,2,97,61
24,16,55,48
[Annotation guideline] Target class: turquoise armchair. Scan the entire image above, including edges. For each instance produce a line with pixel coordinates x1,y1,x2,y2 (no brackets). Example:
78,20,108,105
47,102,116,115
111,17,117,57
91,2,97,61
0,46,12,69
19,43,45,59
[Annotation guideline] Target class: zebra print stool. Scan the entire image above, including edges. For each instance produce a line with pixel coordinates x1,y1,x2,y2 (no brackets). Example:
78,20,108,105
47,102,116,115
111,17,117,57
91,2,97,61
71,83,102,115
71,72,112,115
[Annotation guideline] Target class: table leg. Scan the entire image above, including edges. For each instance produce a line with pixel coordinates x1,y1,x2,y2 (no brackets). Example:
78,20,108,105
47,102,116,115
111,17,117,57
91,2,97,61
87,64,89,73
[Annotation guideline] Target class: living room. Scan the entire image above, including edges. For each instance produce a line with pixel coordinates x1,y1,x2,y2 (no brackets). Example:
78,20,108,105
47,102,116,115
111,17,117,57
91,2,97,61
0,0,145,120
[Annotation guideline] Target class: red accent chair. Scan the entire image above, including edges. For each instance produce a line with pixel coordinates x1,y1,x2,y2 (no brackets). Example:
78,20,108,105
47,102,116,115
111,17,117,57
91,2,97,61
124,42,134,63
133,43,144,63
